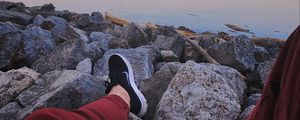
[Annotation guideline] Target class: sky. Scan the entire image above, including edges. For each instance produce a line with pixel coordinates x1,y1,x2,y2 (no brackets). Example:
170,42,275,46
8,0,300,39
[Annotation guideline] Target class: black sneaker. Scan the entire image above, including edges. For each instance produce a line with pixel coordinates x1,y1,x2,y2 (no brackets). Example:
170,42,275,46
105,53,147,117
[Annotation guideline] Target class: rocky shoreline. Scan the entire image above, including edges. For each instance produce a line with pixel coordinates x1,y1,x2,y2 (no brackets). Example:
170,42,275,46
0,1,284,120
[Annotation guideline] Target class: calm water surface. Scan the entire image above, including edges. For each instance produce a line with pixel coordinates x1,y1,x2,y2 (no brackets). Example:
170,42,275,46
9,0,300,39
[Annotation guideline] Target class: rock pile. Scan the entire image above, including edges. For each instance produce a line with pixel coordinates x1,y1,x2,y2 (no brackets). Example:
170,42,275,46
0,2,283,120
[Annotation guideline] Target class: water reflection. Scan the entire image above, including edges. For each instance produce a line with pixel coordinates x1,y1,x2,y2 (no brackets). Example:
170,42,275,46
9,0,300,39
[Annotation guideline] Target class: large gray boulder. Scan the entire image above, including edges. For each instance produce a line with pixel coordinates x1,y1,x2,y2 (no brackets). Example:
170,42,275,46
207,35,257,72
256,59,276,84
58,25,90,43
21,26,55,65
155,61,246,120
147,25,178,41
154,35,185,58
90,12,104,23
14,70,106,119
40,16,69,43
31,15,45,26
0,22,22,70
197,33,226,50
32,39,102,74
93,46,160,86
0,24,55,70
0,10,32,25
40,3,55,11
122,23,149,48
140,62,182,120
76,58,92,74
72,12,104,28
0,67,40,108
0,1,29,13
89,32,115,51
160,50,179,62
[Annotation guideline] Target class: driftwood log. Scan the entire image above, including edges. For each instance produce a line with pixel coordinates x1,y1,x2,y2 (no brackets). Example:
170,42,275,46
105,12,129,26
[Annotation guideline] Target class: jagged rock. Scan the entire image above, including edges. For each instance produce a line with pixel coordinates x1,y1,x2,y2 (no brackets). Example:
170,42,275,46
108,37,130,49
154,35,185,58
76,58,92,74
257,59,276,84
32,39,102,74
160,50,178,62
154,62,166,72
87,41,103,55
0,102,22,120
251,38,284,58
0,22,22,70
177,26,196,33
0,21,17,34
0,10,32,25
93,46,160,86
57,10,81,22
122,23,149,48
246,94,261,108
239,105,255,120
41,3,55,11
148,25,178,41
74,12,104,28
155,61,246,120
20,26,55,65
129,112,142,120
140,62,182,120
28,6,42,12
105,25,126,37
59,25,89,43
75,13,92,28
83,22,114,34
89,32,114,51
0,1,29,14
90,12,104,23
207,35,257,72
0,67,40,108
28,7,60,17
254,46,270,62
15,70,106,119
181,42,204,63
0,71,3,76
0,25,54,70
197,34,226,50
31,15,45,26
41,16,68,41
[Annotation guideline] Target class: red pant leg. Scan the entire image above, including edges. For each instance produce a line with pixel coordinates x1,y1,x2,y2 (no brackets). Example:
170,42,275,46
25,95,129,120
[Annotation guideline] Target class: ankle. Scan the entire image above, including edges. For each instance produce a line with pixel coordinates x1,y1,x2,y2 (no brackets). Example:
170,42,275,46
108,85,131,108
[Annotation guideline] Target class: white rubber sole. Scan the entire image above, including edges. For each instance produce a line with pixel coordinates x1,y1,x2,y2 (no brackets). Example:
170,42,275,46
112,53,148,117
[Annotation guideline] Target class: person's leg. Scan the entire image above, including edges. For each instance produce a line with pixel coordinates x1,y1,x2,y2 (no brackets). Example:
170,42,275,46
25,85,130,120
25,54,147,120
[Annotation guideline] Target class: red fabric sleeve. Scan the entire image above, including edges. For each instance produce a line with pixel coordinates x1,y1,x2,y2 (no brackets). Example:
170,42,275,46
25,95,129,120
247,25,300,120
